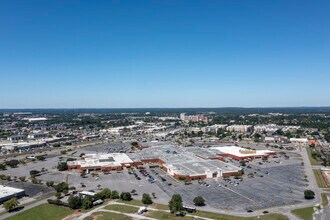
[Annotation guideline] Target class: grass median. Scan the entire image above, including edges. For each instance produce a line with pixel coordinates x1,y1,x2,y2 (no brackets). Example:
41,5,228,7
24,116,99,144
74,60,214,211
313,169,330,188
306,147,320,165
291,206,314,220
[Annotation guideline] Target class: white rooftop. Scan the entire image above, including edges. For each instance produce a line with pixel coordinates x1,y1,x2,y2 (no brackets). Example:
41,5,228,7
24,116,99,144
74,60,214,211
0,185,25,199
211,146,275,158
68,153,133,168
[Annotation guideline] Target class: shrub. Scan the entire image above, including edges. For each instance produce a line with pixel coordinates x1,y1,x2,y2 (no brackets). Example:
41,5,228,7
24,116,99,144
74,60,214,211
120,192,132,201
193,196,205,206
111,190,119,199
82,197,93,209
54,182,69,193
304,190,315,200
68,196,82,209
142,193,153,205
57,162,68,171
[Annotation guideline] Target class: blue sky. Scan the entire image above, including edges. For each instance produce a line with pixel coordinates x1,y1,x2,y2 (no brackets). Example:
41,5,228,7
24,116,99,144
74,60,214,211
1,0,329,108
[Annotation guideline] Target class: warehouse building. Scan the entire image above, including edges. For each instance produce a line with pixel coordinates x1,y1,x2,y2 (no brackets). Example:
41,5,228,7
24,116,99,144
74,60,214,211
0,185,25,204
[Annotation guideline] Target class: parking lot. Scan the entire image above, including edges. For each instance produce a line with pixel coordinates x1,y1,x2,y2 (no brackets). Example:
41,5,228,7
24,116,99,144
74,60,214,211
162,156,307,211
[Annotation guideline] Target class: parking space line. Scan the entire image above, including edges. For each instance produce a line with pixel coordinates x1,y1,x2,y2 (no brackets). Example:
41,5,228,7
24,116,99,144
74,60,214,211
221,185,256,203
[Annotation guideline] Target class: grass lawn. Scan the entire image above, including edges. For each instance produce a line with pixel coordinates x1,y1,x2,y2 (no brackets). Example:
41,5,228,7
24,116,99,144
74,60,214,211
147,211,196,219
192,210,288,220
104,204,138,213
118,199,145,206
291,207,314,220
119,199,169,210
313,169,330,188
306,147,320,165
5,204,74,220
147,210,288,220
321,193,329,206
83,211,132,220
110,201,288,220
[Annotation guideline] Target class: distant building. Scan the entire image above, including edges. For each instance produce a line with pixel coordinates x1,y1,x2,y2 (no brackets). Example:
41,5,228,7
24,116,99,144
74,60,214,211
22,117,47,122
7,135,26,142
13,112,32,116
290,138,308,145
28,133,48,139
264,136,288,143
202,124,227,133
254,124,280,133
180,113,209,123
226,125,252,133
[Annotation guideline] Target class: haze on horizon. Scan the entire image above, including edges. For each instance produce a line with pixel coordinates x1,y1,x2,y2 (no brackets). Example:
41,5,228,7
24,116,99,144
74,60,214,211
1,0,329,108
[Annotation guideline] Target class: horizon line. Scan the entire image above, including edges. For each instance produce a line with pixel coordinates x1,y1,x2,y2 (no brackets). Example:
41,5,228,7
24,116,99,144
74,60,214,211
1,106,330,110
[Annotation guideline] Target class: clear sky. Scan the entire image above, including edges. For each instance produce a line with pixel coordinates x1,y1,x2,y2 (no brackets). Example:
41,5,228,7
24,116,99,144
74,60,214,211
1,0,329,108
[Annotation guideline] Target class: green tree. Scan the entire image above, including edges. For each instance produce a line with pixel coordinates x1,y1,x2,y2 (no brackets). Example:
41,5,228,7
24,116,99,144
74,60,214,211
18,176,26,182
68,196,82,209
82,197,93,209
55,192,62,199
142,193,153,205
193,196,205,206
3,198,19,211
0,163,6,170
99,188,111,199
57,162,68,171
120,192,132,201
304,190,315,200
46,181,54,187
6,160,19,168
111,190,119,199
54,182,69,193
169,194,183,213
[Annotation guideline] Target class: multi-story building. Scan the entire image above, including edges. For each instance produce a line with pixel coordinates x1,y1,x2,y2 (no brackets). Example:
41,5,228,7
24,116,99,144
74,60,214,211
226,125,252,133
180,113,209,123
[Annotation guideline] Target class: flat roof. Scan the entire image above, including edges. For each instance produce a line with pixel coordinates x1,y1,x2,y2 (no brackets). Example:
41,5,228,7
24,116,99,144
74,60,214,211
165,159,241,176
79,191,96,196
212,146,275,158
0,185,25,199
68,153,133,168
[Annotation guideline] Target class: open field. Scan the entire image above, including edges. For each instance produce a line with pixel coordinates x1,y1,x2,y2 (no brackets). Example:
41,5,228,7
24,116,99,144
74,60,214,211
192,210,289,220
147,211,196,220
291,206,314,220
5,204,74,220
147,209,289,220
313,170,330,188
83,211,132,220
105,202,289,220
